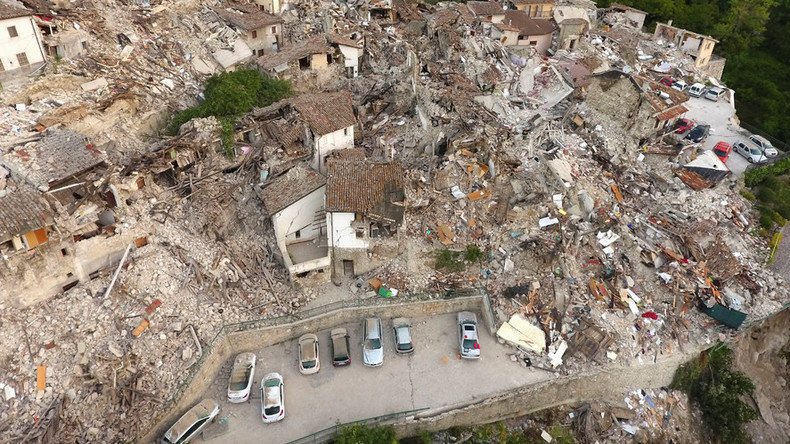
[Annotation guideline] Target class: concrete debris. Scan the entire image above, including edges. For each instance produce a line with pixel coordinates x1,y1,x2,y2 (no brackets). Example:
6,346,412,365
0,0,786,441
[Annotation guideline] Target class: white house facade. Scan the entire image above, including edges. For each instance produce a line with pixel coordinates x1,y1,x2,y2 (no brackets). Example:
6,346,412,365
0,10,46,74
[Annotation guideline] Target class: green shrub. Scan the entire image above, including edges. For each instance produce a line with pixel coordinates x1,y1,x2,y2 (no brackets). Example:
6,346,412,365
334,424,397,444
435,249,464,272
739,189,756,201
166,69,292,155
671,345,757,444
745,156,790,186
464,244,484,262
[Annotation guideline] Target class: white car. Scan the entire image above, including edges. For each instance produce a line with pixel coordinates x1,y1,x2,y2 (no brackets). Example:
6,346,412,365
261,372,285,423
298,334,320,375
362,318,384,367
748,135,778,157
227,352,256,403
688,83,706,97
458,312,481,359
671,80,688,91
161,399,220,444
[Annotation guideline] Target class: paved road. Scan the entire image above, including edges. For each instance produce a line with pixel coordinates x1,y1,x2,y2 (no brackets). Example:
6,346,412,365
682,94,755,176
198,313,554,444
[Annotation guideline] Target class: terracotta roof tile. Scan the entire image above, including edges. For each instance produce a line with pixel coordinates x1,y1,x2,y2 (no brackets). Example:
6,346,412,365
0,188,53,242
213,1,282,30
326,160,404,217
260,164,325,215
291,91,355,137
503,11,556,36
466,1,504,17
2,128,106,190
0,3,31,19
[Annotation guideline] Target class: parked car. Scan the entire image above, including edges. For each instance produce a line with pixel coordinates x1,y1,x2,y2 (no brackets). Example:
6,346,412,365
748,135,779,157
161,399,220,444
685,124,710,143
298,333,320,375
671,80,688,91
733,141,768,164
362,317,384,367
659,76,674,87
457,312,481,359
673,118,695,135
704,87,725,101
392,318,414,354
330,328,351,367
227,352,256,403
712,142,732,163
260,372,285,423
688,83,706,97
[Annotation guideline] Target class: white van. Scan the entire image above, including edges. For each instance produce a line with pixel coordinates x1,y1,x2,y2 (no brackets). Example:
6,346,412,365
688,83,706,97
704,87,726,101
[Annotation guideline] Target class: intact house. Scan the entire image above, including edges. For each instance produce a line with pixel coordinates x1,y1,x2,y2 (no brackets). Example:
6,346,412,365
584,70,689,142
552,6,590,52
508,0,553,18
291,92,356,173
654,21,726,79
325,159,405,278
606,3,647,30
0,4,46,80
257,35,332,78
259,164,330,278
502,10,556,54
466,1,505,24
213,1,283,56
326,33,364,78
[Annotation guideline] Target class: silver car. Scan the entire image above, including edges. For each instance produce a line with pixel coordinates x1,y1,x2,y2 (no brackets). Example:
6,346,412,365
458,312,481,359
733,142,767,164
748,135,778,157
161,399,220,444
393,318,414,354
362,318,383,367
298,334,320,375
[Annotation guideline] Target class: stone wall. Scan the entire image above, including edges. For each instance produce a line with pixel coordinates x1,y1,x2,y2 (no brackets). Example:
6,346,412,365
140,293,488,443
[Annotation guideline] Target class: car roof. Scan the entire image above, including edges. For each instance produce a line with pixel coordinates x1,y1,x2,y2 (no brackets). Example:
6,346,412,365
395,325,412,343
165,399,218,441
300,337,317,360
750,135,772,146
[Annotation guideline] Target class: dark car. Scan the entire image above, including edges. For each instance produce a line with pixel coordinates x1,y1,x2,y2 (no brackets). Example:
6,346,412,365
330,328,351,366
685,124,710,143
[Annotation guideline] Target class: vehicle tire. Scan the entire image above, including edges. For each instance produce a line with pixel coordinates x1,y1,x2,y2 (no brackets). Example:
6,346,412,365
748,158,754,163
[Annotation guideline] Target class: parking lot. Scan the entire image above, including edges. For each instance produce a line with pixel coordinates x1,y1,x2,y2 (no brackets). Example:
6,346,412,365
682,93,752,176
198,313,554,443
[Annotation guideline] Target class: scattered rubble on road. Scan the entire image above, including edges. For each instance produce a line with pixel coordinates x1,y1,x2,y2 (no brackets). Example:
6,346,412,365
0,0,787,440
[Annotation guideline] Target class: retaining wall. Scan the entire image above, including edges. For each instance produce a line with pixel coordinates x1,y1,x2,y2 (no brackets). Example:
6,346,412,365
140,292,489,443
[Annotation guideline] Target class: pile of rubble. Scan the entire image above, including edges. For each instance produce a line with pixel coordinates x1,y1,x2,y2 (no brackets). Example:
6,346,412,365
0,0,787,440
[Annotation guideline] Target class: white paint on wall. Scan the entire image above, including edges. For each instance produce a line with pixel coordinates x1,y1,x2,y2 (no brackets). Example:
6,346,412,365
337,44,361,77
271,186,327,268
0,16,45,73
311,126,354,173
328,212,368,250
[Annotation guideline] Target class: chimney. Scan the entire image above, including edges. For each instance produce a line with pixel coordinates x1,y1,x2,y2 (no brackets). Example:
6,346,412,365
667,19,673,26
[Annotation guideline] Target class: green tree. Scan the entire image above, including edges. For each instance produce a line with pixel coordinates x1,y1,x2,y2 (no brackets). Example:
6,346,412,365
334,424,398,444
671,345,758,443
714,0,777,54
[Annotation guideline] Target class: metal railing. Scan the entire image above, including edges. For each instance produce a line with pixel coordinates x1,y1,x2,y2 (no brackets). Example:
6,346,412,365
287,408,430,444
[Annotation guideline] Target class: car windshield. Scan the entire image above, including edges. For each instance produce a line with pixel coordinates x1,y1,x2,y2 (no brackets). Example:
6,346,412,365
264,405,280,416
365,338,381,349
714,148,727,157
264,378,279,388
301,359,316,368
397,342,412,351
463,339,477,349
751,149,761,155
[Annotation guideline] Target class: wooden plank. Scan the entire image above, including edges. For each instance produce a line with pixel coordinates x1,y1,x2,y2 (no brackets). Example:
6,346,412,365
37,365,46,391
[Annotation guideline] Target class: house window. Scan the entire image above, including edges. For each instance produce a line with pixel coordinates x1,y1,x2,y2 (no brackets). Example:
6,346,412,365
355,228,364,238
271,26,276,34
529,41,537,46
257,49,265,56
251,30,258,38
343,127,348,136
354,212,363,221
295,230,301,239
16,52,29,66
8,26,18,38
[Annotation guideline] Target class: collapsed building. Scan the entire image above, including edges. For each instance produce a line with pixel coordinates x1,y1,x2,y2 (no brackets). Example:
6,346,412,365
0,0,786,441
